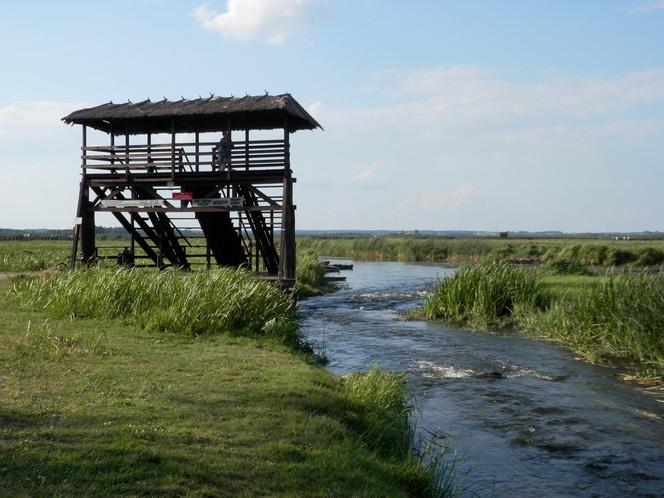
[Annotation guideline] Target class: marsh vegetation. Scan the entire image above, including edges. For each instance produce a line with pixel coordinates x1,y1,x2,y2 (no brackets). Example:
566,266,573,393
298,235,664,269
423,262,664,382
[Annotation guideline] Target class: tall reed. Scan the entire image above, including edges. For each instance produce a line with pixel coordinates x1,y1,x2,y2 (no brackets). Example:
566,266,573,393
423,262,544,328
296,249,327,296
11,267,296,342
522,274,664,367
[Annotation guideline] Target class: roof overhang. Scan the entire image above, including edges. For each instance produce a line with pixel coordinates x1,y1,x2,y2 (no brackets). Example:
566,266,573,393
62,94,322,135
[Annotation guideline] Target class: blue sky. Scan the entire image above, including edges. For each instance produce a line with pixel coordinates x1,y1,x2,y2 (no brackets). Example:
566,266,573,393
1,0,664,231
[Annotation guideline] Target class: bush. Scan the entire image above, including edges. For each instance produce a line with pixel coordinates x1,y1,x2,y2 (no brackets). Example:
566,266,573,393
635,247,664,267
546,258,591,276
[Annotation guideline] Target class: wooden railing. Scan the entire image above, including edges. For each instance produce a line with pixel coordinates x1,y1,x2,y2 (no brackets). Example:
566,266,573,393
81,139,287,174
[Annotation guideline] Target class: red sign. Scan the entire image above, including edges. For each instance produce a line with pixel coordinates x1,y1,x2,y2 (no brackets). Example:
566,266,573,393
172,192,193,201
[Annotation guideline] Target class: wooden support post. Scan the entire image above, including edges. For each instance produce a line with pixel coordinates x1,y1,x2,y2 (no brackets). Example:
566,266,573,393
76,125,95,264
110,133,116,172
79,183,95,263
82,125,87,174
279,119,296,280
255,233,260,271
130,187,135,260
226,120,231,196
170,120,175,180
71,125,87,267
245,129,249,172
147,132,152,172
125,126,130,175
195,132,200,172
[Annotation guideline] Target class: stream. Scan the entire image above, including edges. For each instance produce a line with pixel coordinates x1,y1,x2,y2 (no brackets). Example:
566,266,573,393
299,260,664,497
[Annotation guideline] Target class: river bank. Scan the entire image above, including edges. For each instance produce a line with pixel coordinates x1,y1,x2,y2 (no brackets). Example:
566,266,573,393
0,271,445,497
421,262,664,385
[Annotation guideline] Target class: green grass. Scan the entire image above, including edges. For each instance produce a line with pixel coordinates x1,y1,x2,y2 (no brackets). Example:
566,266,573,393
296,249,329,297
0,240,70,271
10,267,297,344
522,274,664,370
1,270,457,496
422,262,664,382
539,274,605,300
423,262,544,329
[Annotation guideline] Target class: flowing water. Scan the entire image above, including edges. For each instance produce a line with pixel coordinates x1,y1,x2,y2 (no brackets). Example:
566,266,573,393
299,260,664,497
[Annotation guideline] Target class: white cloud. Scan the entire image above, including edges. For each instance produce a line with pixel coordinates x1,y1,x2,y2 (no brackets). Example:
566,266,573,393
0,101,86,136
191,0,326,45
631,1,664,12
354,160,382,183
316,66,664,142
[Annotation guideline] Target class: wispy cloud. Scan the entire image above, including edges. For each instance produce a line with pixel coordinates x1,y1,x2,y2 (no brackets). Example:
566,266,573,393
631,1,664,12
191,0,328,45
0,101,86,136
317,66,664,133
354,160,383,183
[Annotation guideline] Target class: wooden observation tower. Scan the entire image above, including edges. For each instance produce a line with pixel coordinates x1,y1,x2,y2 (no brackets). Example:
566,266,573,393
63,94,321,285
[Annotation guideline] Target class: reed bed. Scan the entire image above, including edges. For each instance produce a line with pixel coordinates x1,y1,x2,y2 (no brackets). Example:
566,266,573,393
522,274,664,368
424,262,664,376
298,236,664,268
296,249,328,296
11,267,296,342
423,262,544,328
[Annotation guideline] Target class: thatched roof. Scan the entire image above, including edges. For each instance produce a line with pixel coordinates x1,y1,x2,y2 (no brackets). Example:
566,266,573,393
62,94,322,135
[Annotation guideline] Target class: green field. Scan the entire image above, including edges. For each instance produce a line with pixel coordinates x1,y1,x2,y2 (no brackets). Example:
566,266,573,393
6,236,664,273
298,236,664,268
0,269,453,497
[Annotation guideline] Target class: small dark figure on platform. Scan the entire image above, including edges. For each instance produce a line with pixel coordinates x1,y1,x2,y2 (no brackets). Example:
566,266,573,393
214,130,233,171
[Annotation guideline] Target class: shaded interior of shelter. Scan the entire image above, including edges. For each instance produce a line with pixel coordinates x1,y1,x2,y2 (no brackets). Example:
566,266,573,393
64,94,321,284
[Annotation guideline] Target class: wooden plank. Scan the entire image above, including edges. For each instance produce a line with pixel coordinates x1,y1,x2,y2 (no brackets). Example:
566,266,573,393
95,206,281,213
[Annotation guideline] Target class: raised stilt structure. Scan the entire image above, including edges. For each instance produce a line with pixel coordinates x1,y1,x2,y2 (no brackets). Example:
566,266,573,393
63,94,321,286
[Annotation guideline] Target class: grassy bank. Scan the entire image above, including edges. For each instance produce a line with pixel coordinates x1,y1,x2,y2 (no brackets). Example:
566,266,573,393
298,236,664,268
423,263,664,382
1,270,453,496
296,249,329,297
0,241,331,299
